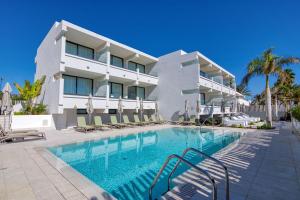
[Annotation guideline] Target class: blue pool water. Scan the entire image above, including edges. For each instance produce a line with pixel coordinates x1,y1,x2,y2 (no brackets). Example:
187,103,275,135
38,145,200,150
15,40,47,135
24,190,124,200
48,128,241,199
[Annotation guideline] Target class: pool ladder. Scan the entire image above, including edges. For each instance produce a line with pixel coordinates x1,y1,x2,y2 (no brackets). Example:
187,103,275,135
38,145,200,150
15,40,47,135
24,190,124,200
149,148,229,200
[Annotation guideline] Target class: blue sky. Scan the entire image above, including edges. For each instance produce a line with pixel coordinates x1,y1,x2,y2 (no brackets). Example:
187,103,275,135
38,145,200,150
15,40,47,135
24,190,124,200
1,0,300,98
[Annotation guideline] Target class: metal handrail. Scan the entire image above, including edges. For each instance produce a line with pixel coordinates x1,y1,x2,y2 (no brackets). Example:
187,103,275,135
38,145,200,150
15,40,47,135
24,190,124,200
149,154,217,200
168,148,229,200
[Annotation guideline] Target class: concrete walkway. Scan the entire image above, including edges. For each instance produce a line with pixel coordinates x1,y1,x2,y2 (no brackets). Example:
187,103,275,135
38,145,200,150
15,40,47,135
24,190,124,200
163,122,300,200
0,123,300,200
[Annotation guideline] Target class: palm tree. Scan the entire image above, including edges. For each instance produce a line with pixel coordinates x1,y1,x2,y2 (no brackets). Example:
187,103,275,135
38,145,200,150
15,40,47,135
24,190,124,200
236,84,251,97
242,48,300,126
272,69,295,119
14,76,46,114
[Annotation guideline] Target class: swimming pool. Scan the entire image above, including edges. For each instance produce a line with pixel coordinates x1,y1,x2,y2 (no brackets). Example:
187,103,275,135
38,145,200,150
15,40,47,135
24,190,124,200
48,128,241,199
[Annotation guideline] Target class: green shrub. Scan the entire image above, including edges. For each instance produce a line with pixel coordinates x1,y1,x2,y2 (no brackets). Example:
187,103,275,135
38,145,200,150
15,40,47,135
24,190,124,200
291,106,300,121
249,122,255,125
257,123,273,129
31,104,47,115
14,104,47,115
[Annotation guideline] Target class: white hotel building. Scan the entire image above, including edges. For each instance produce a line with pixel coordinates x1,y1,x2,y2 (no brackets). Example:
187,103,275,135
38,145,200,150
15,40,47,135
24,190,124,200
35,20,238,129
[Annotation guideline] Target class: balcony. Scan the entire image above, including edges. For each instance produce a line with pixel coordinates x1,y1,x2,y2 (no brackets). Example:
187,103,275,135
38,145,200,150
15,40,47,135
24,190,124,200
63,54,158,85
199,75,235,95
64,54,107,76
200,105,232,115
63,95,155,110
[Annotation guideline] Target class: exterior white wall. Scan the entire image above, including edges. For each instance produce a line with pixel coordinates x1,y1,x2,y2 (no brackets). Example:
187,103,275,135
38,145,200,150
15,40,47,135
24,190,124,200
151,50,200,120
35,22,64,114
11,115,55,130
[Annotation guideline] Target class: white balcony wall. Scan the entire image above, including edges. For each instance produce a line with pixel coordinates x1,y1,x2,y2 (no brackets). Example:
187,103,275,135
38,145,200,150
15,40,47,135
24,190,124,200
64,54,107,75
63,95,107,109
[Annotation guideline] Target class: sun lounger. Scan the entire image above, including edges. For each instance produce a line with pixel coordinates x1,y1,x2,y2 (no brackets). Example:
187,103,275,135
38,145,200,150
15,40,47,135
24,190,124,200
223,117,248,127
171,116,184,125
159,114,167,124
143,115,153,125
94,116,110,130
133,115,147,126
150,114,162,124
75,116,95,133
110,115,127,128
0,126,45,143
239,113,260,122
122,115,136,127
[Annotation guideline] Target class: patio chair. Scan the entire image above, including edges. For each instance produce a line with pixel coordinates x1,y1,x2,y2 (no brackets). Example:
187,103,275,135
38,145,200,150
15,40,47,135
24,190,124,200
110,115,127,128
133,115,146,126
122,115,136,127
159,114,168,124
150,114,163,124
75,116,95,133
223,117,248,127
143,115,153,125
171,116,184,125
0,125,45,143
94,116,110,130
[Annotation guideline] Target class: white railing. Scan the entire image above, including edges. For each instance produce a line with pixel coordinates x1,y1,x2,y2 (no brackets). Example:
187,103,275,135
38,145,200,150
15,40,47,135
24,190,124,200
199,75,235,95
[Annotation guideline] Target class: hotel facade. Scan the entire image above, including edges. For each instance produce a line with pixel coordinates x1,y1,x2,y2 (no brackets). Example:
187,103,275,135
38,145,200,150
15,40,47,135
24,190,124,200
35,20,239,128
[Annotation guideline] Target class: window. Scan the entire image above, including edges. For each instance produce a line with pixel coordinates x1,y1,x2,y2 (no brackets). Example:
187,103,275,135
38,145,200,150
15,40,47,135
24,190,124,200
77,109,87,114
63,75,93,96
63,75,76,95
109,82,123,98
128,61,137,71
77,77,93,96
200,70,208,78
110,55,124,68
66,41,94,60
137,64,145,73
128,86,145,100
108,109,117,114
128,61,146,74
200,93,206,105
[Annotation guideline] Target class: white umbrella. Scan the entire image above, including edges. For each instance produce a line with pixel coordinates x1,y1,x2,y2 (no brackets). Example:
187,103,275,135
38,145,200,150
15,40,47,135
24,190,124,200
155,101,159,119
196,99,200,124
184,100,189,120
1,83,13,131
86,94,94,124
140,98,144,121
118,96,123,123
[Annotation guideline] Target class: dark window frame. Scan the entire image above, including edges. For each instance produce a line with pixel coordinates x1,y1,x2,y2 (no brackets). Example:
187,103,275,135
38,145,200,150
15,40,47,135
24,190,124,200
77,109,87,114
128,86,145,100
200,93,206,105
66,41,95,60
109,82,123,99
63,74,93,96
110,55,124,68
128,61,146,74
108,109,117,114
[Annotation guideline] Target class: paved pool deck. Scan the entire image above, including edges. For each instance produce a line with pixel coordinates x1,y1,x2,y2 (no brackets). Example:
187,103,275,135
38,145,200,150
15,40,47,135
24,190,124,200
0,122,299,200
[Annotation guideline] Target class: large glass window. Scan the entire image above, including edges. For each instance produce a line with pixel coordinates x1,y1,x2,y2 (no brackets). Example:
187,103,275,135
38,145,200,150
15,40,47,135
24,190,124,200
63,75,93,96
63,75,76,95
200,93,206,105
137,64,145,73
77,77,93,96
110,55,124,68
109,82,123,98
66,42,77,55
78,45,94,60
128,86,145,100
66,41,94,60
128,61,146,73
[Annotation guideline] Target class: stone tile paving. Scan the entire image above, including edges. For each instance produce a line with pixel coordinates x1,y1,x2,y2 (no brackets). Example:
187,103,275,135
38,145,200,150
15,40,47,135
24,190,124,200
1,123,300,200
163,122,300,200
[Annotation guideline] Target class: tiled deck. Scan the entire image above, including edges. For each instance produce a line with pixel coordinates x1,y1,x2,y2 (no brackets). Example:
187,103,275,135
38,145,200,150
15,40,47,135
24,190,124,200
0,122,299,200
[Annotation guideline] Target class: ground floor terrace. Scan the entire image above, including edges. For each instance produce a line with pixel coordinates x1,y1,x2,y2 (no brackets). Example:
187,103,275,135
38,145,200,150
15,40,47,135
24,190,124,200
0,122,299,200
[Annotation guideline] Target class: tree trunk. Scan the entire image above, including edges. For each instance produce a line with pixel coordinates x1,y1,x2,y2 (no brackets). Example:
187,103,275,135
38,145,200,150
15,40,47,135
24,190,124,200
274,95,278,121
265,75,272,126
